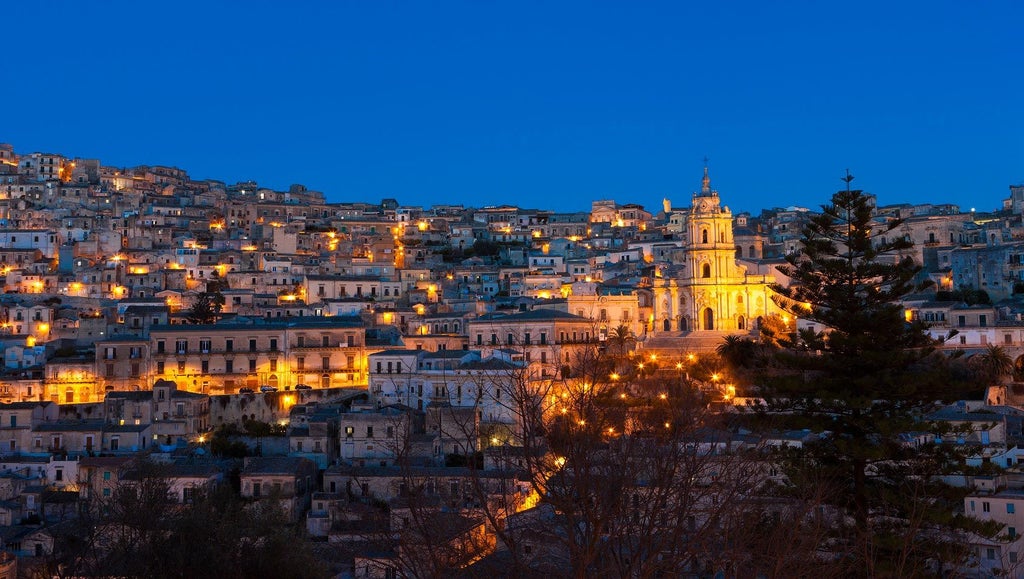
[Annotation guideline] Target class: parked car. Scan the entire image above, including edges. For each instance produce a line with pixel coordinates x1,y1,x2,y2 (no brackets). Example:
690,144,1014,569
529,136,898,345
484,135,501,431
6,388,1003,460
294,384,312,390
239,387,254,394
260,385,278,393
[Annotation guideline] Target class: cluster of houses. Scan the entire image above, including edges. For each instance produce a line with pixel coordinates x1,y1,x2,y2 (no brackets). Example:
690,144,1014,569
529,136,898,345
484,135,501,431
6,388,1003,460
3,142,1024,573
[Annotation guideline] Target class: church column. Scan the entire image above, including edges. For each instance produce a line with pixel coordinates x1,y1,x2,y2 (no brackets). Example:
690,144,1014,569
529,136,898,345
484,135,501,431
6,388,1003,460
669,285,679,331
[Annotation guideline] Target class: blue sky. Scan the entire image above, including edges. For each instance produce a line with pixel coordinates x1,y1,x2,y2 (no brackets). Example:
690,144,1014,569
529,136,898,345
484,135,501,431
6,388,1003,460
4,1,1022,214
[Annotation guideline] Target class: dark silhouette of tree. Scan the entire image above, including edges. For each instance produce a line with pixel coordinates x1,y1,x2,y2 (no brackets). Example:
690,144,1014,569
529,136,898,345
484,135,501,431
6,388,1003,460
187,290,225,324
757,176,986,575
206,269,230,293
716,335,759,370
605,323,636,357
973,344,1014,386
35,460,324,579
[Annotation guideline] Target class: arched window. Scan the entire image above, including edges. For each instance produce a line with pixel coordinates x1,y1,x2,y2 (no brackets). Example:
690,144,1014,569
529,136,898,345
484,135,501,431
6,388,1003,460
738,315,745,330
749,245,755,257
737,294,743,304
663,319,671,332
735,246,743,258
701,229,708,244
702,264,711,278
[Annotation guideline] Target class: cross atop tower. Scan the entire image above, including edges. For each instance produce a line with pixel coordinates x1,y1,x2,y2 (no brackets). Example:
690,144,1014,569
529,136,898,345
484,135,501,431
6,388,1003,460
701,156,712,196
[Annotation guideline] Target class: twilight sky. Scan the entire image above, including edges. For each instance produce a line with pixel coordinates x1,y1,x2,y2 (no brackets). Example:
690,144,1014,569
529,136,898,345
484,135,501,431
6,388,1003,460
4,1,1022,214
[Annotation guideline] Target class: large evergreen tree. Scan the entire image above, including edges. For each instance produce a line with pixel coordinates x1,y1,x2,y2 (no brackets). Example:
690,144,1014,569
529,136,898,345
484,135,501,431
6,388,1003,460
759,175,984,575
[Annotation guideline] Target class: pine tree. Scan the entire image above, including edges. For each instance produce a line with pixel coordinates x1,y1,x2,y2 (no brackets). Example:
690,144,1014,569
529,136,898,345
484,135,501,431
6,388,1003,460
760,174,983,575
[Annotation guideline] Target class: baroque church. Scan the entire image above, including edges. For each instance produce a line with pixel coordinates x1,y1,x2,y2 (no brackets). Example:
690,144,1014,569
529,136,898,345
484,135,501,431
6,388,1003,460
649,168,784,337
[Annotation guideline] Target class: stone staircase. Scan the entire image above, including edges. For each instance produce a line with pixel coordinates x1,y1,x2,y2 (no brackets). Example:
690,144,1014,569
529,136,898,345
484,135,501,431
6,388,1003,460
638,330,752,355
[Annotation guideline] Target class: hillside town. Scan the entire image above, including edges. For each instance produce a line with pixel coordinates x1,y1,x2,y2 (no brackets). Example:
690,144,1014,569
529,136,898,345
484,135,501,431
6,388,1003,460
1,141,1024,577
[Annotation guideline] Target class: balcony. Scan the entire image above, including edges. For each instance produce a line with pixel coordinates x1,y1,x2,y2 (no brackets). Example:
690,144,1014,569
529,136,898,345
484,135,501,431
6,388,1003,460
291,344,359,351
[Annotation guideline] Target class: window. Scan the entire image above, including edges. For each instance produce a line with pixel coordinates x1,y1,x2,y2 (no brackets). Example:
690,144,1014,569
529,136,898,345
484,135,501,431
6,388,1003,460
225,360,233,373
1009,503,1016,514
322,357,330,371
345,426,354,438
103,470,111,480
702,263,711,278
157,361,165,374
297,357,304,370
201,360,209,373
367,426,373,438
199,339,211,353
176,340,188,354
249,339,257,352
984,501,991,513
177,361,185,373
249,359,256,372
270,338,278,351
225,339,233,352
987,548,996,560
323,336,330,347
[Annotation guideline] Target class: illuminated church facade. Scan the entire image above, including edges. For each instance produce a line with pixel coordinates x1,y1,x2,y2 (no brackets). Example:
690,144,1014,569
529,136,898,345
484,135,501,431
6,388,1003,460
650,169,782,334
